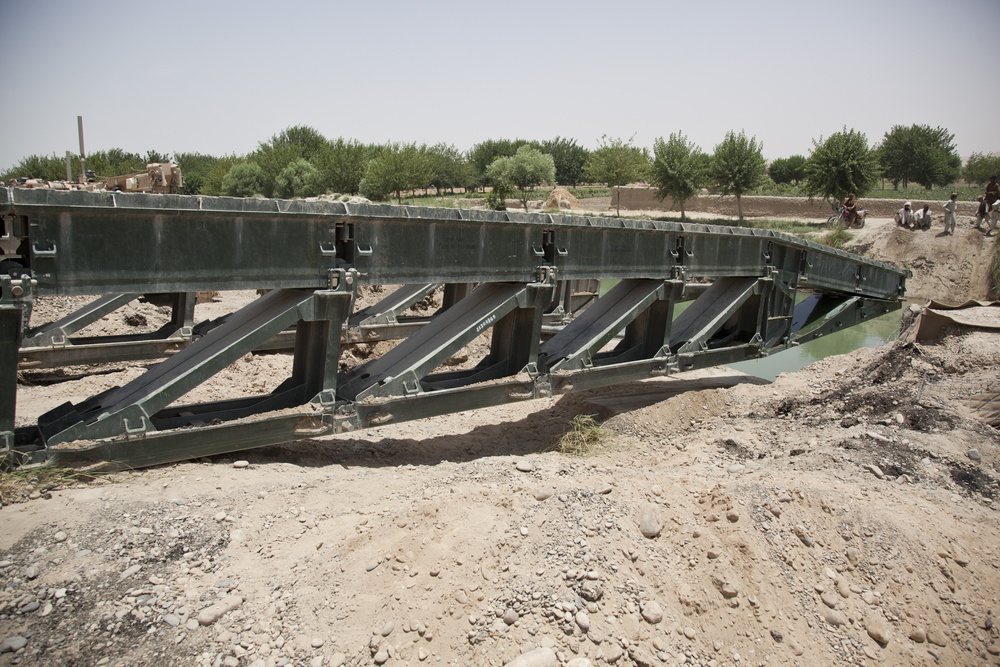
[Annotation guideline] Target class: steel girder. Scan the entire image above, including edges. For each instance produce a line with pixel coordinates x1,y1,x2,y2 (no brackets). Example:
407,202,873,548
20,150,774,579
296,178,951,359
0,189,909,469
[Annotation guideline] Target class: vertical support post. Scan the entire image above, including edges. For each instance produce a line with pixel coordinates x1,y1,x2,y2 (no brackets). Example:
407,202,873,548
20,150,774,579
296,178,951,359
291,289,351,403
77,115,87,184
442,283,471,311
65,151,73,182
167,292,197,333
0,304,23,456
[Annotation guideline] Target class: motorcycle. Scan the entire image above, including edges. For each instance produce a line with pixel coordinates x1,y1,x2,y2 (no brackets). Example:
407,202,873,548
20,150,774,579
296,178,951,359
827,205,866,229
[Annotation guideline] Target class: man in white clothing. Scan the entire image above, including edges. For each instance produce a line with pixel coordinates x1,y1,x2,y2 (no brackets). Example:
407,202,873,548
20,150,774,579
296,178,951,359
895,202,915,230
942,192,958,235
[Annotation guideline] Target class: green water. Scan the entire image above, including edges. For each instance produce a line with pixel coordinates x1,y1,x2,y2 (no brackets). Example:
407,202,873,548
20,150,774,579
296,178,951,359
727,309,902,381
595,280,904,382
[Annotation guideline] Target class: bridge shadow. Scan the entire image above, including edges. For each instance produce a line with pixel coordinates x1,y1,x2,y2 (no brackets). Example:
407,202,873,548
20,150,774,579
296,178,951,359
228,373,770,470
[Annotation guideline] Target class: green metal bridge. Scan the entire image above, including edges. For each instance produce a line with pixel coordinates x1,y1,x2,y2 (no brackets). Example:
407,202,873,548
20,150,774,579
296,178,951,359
0,188,909,469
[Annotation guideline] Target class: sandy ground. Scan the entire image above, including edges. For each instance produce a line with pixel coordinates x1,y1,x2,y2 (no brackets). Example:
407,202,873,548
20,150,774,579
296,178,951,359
1,201,998,667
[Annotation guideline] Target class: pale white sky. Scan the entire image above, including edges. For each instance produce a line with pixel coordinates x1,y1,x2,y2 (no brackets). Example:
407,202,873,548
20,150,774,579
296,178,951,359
1,0,997,172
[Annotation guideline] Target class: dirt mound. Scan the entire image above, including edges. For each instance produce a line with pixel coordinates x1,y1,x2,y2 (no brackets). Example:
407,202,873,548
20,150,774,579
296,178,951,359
5,327,1000,666
543,187,581,210
841,218,996,303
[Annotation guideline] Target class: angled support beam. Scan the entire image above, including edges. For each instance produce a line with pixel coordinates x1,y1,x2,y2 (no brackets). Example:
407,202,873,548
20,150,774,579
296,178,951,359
349,283,439,327
38,279,354,447
670,277,760,355
23,293,138,346
339,275,555,402
790,294,899,344
538,279,683,373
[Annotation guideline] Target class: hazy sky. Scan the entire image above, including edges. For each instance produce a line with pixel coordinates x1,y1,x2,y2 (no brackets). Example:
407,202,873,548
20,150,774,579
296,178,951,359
1,0,997,172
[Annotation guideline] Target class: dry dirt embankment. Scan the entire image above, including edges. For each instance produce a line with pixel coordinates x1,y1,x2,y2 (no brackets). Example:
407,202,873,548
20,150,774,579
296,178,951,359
1,201,999,667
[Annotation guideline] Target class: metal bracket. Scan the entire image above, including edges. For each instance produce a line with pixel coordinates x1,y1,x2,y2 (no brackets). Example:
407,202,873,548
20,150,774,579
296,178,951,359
327,268,358,291
122,415,147,436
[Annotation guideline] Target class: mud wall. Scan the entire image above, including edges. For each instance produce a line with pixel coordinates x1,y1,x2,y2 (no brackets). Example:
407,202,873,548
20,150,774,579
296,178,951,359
611,187,982,218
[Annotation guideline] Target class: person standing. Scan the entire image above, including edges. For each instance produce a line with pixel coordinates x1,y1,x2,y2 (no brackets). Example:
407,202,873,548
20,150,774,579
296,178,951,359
986,175,1000,208
942,192,958,235
988,199,1000,237
975,196,990,231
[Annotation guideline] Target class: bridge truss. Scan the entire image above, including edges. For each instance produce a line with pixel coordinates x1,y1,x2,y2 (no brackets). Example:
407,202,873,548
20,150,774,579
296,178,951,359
0,189,908,468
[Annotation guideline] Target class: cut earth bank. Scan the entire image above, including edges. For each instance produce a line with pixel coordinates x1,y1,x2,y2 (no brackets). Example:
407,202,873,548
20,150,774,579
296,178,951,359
0,198,998,667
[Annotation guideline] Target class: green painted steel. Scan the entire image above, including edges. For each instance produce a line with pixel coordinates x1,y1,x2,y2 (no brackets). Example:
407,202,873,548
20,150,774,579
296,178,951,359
1,188,907,298
0,188,910,470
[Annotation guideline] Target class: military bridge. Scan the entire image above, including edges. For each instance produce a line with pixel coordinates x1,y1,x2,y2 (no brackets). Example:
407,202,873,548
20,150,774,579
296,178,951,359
0,188,909,468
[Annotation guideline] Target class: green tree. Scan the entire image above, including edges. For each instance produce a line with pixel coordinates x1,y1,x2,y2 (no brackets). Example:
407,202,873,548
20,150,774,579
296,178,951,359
274,158,323,198
876,124,961,190
711,131,767,222
0,154,69,182
467,138,533,190
963,152,1000,186
539,136,590,187
427,143,473,195
359,143,433,203
648,132,707,220
768,155,807,185
585,135,650,214
143,150,172,164
85,148,146,178
252,125,331,197
313,138,371,195
198,154,241,196
486,145,556,212
175,151,229,195
221,161,266,197
804,128,880,206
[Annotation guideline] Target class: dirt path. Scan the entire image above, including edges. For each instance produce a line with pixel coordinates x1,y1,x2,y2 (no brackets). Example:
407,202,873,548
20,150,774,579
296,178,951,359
2,205,999,667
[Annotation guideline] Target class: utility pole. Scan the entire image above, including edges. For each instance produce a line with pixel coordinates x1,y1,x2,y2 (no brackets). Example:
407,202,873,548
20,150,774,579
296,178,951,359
77,116,86,184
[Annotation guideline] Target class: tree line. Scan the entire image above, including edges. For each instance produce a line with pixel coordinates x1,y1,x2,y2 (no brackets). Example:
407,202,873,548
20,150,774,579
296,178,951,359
3,124,997,218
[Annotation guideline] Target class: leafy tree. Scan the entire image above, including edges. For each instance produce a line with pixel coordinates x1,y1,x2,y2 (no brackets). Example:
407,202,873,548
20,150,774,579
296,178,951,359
359,143,433,203
180,172,204,195
0,153,69,182
467,138,533,189
963,152,1000,186
648,132,707,220
585,135,650,214
313,138,371,195
195,154,241,196
768,155,807,185
252,125,331,197
427,143,474,195
221,161,266,197
175,151,229,195
486,145,556,212
85,148,146,178
711,131,767,222
803,128,880,206
274,158,323,198
143,150,172,164
876,124,961,190
268,125,329,160
539,136,590,187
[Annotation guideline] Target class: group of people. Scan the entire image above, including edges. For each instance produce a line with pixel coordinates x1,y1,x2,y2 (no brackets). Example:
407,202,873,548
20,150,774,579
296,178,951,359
895,201,935,231
892,175,1000,237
